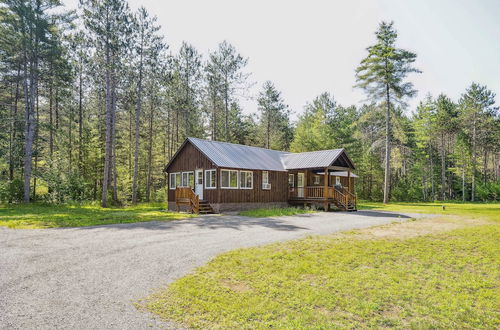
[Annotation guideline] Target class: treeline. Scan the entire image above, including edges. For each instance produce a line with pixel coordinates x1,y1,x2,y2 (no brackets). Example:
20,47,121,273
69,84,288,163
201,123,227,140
0,0,498,205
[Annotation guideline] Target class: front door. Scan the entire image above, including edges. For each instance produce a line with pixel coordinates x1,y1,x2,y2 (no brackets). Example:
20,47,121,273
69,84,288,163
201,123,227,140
297,172,305,198
195,169,203,200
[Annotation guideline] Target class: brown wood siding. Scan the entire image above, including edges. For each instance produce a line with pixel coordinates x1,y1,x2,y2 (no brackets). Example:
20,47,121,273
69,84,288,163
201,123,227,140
167,142,218,203
218,170,289,203
167,141,289,204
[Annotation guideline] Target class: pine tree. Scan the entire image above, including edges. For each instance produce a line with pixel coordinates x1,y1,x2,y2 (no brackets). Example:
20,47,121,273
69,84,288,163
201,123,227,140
257,81,292,150
355,21,420,203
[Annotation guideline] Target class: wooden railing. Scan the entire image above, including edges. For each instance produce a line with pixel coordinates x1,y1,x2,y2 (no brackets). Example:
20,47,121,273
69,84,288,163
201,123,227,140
289,185,356,210
175,187,199,214
342,187,357,209
306,186,324,198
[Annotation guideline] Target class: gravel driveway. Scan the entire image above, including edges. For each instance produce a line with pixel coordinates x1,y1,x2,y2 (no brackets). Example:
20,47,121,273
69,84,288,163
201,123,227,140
0,210,429,329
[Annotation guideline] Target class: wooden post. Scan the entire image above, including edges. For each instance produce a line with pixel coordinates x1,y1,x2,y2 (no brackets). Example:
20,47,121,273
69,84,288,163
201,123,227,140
324,168,329,211
348,170,351,193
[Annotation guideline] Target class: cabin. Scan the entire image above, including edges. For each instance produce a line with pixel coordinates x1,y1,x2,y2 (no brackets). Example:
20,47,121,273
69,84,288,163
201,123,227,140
165,137,358,214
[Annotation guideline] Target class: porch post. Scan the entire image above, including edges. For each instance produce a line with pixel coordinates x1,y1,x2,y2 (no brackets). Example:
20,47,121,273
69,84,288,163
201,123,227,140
324,167,329,211
348,170,351,193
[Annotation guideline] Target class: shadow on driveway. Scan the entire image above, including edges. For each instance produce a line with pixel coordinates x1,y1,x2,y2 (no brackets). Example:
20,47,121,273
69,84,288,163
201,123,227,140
71,214,309,232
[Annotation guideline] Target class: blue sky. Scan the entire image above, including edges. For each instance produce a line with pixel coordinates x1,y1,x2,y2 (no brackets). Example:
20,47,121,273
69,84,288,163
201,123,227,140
65,0,500,119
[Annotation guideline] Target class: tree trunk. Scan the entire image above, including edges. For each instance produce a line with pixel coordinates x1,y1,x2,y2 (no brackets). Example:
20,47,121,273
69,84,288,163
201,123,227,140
78,61,83,171
471,115,476,201
111,68,118,203
429,143,434,201
462,164,466,201
224,76,229,142
146,101,154,202
32,85,39,200
266,110,270,149
22,17,39,203
483,149,488,184
9,65,21,187
383,84,391,204
101,40,113,207
440,133,446,200
49,83,53,158
132,45,144,203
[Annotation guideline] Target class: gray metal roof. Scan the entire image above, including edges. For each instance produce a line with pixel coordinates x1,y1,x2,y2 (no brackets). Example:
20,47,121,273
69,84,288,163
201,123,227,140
280,149,344,169
173,138,353,172
188,137,289,171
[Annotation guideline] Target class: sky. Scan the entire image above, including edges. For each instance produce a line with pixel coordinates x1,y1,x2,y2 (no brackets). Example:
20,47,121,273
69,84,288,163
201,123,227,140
65,0,500,119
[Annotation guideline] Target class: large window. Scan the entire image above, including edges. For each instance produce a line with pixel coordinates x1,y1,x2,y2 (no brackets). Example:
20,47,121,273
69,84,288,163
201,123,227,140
181,171,194,188
240,171,253,189
221,169,238,189
169,172,180,190
262,171,271,190
205,169,216,189
288,174,294,188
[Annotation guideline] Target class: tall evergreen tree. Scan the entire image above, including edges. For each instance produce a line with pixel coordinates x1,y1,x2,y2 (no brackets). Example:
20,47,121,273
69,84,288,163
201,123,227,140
355,21,420,203
458,83,497,201
81,0,132,207
256,81,292,150
131,6,164,203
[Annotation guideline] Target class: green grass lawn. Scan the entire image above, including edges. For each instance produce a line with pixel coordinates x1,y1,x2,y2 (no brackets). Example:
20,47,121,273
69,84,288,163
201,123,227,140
359,200,500,221
0,202,193,229
238,207,315,218
144,203,500,328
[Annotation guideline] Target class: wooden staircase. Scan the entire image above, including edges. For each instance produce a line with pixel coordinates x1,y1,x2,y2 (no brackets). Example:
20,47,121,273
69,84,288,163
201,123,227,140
198,200,215,214
332,187,357,211
175,187,215,214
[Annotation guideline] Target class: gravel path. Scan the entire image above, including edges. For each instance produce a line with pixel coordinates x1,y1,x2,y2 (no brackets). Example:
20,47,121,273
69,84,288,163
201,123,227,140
0,210,430,329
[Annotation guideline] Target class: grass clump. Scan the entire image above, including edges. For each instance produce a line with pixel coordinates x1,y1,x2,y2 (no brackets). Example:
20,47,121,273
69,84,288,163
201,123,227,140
0,202,193,229
238,207,314,218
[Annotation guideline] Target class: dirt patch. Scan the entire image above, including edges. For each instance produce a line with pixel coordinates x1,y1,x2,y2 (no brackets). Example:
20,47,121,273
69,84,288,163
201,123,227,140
350,216,490,240
220,279,252,293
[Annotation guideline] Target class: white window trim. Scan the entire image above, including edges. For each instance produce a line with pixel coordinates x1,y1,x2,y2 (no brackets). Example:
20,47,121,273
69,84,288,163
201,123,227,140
262,171,271,190
181,171,194,188
313,175,320,185
239,171,253,189
204,169,217,189
221,169,239,189
169,172,180,190
335,176,341,186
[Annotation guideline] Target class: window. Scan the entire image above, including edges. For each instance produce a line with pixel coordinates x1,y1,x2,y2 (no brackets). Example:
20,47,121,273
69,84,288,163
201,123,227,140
169,172,180,190
335,176,341,186
181,171,194,188
205,169,216,189
262,171,271,190
221,169,238,188
240,171,253,189
288,174,294,188
313,175,320,185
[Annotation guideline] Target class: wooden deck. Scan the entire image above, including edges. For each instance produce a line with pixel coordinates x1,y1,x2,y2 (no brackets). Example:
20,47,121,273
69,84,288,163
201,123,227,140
288,186,357,211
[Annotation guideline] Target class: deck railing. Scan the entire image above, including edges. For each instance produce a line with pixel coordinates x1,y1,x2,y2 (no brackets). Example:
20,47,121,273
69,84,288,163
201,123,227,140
288,185,356,210
175,187,199,213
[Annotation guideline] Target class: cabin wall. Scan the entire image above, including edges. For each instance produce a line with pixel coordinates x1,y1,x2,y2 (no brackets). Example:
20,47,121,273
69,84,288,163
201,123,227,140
166,142,218,204
217,169,289,202
166,142,290,211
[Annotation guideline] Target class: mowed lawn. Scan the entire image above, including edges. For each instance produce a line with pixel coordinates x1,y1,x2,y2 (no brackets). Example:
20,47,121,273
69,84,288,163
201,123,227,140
0,202,193,229
144,203,500,329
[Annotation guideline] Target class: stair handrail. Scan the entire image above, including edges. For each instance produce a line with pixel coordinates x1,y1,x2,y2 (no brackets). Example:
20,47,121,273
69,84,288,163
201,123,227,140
175,187,200,214
333,188,347,209
342,187,357,209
